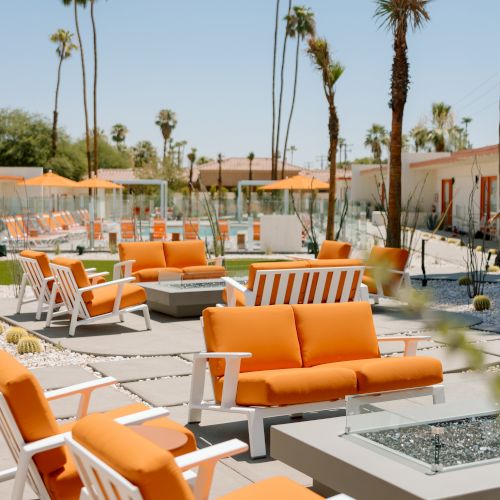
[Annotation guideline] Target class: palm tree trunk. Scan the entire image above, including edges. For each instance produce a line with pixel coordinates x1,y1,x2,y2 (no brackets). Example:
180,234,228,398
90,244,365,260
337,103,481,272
326,101,339,240
387,109,403,248
74,1,92,179
90,0,98,175
281,36,300,179
188,162,193,217
248,160,253,215
271,0,280,182
274,0,292,180
52,53,64,157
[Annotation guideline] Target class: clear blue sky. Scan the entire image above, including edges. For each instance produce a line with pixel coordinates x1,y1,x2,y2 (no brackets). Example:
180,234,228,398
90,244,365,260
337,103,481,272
1,0,499,167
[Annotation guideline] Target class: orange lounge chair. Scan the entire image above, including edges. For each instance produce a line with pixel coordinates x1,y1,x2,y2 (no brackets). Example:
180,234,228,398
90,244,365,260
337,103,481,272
0,350,196,500
87,219,103,240
188,301,444,457
252,221,260,241
151,219,167,241
218,220,229,241
183,220,199,240
120,219,136,241
67,413,329,500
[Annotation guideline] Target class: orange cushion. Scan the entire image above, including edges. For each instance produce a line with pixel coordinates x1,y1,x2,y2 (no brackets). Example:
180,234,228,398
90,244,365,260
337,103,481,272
314,356,443,393
164,240,207,268
202,305,302,377
365,246,409,296
86,284,146,317
247,261,309,305
20,250,52,277
72,414,195,500
182,265,226,280
292,302,380,367
214,367,357,406
132,267,181,282
219,476,323,500
221,287,246,306
0,351,66,474
317,240,351,259
118,242,167,272
51,257,94,303
362,275,378,294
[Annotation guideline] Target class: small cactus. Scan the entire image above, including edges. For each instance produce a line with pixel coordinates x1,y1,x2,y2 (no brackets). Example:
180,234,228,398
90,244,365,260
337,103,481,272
476,245,484,252
458,275,472,286
473,295,491,311
488,265,500,273
0,323,4,335
5,326,29,344
17,336,43,355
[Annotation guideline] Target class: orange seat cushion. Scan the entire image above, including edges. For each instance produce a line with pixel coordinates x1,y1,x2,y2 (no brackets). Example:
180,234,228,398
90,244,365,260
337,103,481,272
118,242,167,272
292,302,380,367
71,414,195,500
182,265,226,280
317,240,352,260
51,257,94,303
221,287,246,306
164,240,207,268
219,476,323,500
203,305,302,377
215,366,357,406
132,267,181,282
86,283,146,317
0,351,66,475
364,246,409,296
20,250,52,277
314,356,443,393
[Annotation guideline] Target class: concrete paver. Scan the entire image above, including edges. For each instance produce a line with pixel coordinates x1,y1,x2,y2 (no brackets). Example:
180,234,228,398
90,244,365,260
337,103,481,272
416,347,500,373
31,365,95,390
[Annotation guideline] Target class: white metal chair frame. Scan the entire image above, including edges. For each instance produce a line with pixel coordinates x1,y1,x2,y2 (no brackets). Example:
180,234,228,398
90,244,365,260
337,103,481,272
47,262,151,336
16,255,106,321
0,375,171,500
222,266,369,307
365,264,411,304
188,331,445,458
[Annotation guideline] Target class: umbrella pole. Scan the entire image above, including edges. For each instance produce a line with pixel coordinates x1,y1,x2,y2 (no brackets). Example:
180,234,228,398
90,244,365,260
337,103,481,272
89,188,95,250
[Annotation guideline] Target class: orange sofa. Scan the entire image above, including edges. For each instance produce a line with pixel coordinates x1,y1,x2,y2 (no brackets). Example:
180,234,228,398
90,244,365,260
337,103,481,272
189,301,444,457
118,240,226,282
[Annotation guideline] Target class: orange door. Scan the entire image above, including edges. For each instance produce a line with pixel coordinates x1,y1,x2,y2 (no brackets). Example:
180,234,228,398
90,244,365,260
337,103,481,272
441,179,453,227
480,176,497,225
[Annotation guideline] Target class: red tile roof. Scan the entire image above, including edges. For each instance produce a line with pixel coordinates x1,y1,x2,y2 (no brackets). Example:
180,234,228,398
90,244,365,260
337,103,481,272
410,144,498,169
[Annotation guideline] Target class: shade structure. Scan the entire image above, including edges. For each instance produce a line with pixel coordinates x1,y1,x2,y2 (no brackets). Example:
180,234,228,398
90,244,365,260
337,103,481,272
259,174,329,191
18,170,79,188
77,177,123,190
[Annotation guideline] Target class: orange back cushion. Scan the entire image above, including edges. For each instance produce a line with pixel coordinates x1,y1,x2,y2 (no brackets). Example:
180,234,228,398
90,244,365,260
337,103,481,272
247,261,309,305
0,351,67,474
72,414,194,500
119,242,167,272
164,240,207,268
292,302,380,367
52,256,94,302
20,250,52,278
366,246,409,295
317,240,352,259
202,305,302,377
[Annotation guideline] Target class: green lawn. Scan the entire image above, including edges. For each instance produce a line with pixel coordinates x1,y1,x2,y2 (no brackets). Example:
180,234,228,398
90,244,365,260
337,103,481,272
0,258,284,285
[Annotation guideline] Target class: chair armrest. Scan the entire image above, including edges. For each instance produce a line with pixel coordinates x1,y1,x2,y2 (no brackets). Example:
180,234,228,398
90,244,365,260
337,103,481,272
78,277,134,293
221,277,247,294
193,352,252,360
377,336,431,356
113,260,135,280
115,407,170,425
85,267,96,272
42,276,55,283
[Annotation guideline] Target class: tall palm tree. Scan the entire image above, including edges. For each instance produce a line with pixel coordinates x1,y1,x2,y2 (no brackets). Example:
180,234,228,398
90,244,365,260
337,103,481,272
288,145,297,164
307,37,344,240
217,153,223,215
247,152,255,215
281,6,316,179
111,123,128,150
271,0,280,183
187,147,197,217
155,109,177,165
90,0,98,175
364,124,389,164
429,101,454,152
50,29,77,157
62,0,92,179
375,0,430,248
409,123,429,151
461,116,472,148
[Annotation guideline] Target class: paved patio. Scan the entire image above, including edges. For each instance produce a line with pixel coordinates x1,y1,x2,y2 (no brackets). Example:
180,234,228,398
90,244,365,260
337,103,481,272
1,296,499,498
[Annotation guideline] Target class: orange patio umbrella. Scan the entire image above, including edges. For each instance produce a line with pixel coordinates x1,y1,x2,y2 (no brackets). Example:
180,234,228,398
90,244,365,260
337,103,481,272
77,177,123,190
258,174,329,191
19,170,79,188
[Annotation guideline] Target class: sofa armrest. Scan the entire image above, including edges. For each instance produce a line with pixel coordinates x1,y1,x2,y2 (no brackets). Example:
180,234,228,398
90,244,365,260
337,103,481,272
193,352,252,359
377,335,431,356
207,256,223,267
221,277,247,306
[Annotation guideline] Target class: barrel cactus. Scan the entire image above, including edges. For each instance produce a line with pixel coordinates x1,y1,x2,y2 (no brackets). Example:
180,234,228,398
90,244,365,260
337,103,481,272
488,265,499,273
473,295,491,311
458,275,472,286
0,323,4,335
17,336,43,355
5,326,29,344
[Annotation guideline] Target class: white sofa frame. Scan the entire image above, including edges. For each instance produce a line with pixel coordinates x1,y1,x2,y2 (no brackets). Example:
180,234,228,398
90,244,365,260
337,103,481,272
188,334,445,458
47,262,151,336
223,265,369,307
0,375,171,500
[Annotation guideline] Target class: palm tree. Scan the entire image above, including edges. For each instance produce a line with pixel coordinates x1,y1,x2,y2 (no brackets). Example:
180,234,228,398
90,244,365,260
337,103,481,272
307,37,344,240
187,148,197,217
409,123,429,151
155,109,177,165
217,153,223,214
375,0,431,248
90,0,98,175
111,123,128,150
461,116,472,148
281,6,316,179
271,0,280,183
50,29,77,157
429,101,454,152
364,124,389,164
62,0,92,179
247,152,255,215
132,141,158,172
288,145,297,164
